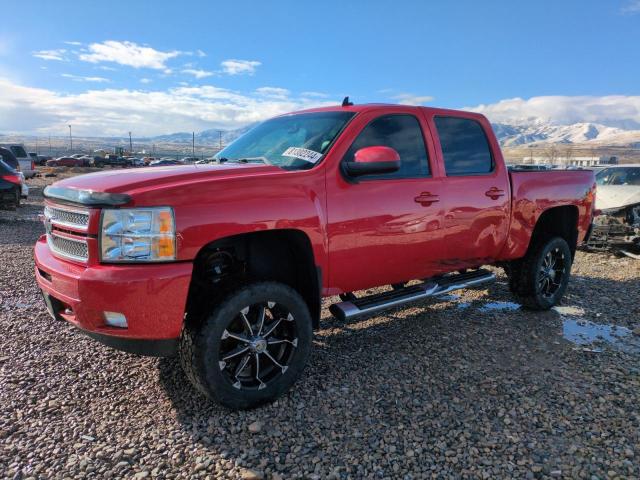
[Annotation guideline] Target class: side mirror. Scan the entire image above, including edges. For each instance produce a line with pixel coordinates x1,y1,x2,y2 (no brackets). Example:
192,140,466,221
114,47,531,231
344,146,400,177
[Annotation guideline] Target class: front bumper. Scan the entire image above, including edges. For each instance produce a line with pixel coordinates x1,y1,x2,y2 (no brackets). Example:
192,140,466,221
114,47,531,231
34,235,193,356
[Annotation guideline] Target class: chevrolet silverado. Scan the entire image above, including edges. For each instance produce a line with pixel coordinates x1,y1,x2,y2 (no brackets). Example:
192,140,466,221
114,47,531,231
35,102,596,409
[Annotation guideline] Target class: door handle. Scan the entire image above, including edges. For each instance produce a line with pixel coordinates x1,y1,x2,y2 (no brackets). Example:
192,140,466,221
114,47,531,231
414,192,440,206
485,188,505,200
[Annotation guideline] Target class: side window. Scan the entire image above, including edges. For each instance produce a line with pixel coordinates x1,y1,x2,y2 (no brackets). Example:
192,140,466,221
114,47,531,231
343,114,429,178
434,116,493,176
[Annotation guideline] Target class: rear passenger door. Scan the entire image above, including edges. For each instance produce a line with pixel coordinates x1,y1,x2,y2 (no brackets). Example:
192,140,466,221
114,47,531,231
427,113,510,269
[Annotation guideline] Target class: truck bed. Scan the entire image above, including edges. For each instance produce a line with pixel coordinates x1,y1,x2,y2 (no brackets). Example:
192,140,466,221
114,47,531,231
501,169,596,259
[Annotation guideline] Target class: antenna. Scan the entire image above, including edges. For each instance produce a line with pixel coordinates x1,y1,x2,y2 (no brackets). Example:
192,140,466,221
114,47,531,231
342,96,353,107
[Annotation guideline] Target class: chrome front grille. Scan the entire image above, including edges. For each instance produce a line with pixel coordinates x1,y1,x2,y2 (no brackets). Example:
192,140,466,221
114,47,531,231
44,204,90,262
44,205,89,231
47,233,89,262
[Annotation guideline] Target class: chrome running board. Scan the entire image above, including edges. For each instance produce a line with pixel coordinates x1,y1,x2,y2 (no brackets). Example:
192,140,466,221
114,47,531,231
329,269,495,321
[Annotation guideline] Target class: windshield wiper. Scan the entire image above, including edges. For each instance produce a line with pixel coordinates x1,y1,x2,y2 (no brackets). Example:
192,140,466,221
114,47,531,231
220,157,272,165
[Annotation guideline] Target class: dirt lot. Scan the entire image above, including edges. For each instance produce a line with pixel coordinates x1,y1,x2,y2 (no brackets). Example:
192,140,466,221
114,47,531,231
1,171,639,479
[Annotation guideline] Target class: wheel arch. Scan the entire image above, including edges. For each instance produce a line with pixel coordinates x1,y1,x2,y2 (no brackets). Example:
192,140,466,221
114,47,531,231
185,229,322,329
528,205,579,258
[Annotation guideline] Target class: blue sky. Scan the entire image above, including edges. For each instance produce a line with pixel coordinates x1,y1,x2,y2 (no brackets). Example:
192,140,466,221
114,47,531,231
1,0,640,136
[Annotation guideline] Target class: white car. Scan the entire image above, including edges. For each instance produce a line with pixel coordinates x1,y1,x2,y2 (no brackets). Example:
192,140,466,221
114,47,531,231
0,144,36,178
586,165,640,256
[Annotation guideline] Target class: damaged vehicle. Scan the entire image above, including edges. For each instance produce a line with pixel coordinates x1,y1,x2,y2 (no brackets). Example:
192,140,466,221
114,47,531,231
586,165,640,258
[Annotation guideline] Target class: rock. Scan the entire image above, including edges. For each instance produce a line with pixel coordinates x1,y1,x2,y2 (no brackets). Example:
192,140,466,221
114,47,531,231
248,421,264,434
239,468,264,480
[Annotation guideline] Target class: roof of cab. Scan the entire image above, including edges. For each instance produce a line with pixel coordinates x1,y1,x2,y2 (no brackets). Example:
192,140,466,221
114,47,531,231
286,103,487,120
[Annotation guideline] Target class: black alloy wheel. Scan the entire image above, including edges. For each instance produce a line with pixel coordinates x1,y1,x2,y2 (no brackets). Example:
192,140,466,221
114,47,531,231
179,282,312,409
218,301,299,390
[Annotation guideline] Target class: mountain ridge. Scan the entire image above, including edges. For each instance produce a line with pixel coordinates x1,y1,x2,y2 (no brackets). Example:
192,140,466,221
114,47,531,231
151,121,640,148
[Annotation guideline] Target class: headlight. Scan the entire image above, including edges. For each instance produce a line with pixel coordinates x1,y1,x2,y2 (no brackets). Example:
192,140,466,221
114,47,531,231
100,207,176,262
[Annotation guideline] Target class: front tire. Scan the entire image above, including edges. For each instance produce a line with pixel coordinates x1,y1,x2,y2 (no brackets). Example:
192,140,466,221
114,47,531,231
179,282,312,409
507,236,572,310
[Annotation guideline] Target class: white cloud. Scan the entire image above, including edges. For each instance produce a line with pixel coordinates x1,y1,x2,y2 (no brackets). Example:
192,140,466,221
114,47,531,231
182,68,215,79
33,49,67,61
392,93,434,105
196,49,206,57
255,87,290,99
64,41,82,46
79,40,181,70
221,59,261,75
0,77,332,137
140,78,152,84
61,74,110,83
467,95,640,129
301,91,330,98
621,0,640,13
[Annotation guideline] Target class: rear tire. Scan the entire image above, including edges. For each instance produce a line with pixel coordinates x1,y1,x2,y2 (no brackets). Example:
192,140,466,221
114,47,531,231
507,236,572,310
179,281,312,410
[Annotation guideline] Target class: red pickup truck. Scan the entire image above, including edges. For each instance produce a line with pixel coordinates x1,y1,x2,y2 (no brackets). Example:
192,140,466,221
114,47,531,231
35,103,596,409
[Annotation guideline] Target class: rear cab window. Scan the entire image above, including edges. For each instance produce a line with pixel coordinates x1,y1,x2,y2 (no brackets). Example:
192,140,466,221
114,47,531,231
434,116,493,176
10,146,28,158
343,114,430,179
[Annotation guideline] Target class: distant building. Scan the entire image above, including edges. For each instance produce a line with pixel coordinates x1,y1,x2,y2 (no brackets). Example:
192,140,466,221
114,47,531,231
521,155,618,167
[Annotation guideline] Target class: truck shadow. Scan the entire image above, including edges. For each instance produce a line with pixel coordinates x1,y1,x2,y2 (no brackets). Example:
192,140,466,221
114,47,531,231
156,271,639,476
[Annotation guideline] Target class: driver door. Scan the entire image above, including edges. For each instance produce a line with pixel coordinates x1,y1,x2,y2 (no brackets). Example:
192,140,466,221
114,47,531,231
326,111,446,293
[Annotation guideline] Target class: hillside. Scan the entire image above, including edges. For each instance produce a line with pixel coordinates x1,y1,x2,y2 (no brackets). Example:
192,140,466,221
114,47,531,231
492,121,640,147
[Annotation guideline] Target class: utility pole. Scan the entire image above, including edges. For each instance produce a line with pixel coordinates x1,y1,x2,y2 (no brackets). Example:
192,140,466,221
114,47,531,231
192,132,195,157
35,137,39,155
68,125,73,153
129,131,133,154
49,135,52,155
218,130,223,150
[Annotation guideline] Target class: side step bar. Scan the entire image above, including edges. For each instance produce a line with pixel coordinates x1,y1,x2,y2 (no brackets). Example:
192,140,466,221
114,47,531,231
329,269,495,321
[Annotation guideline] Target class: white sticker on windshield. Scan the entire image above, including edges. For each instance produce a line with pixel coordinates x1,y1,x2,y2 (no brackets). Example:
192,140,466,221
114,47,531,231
282,147,323,163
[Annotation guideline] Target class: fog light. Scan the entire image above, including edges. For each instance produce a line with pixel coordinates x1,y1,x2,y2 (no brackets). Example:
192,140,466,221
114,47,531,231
104,311,128,328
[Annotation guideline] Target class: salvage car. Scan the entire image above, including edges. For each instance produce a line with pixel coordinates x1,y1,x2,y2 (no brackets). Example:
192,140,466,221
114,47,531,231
149,158,180,166
0,143,36,178
34,102,596,409
585,164,640,257
46,157,87,167
0,159,23,208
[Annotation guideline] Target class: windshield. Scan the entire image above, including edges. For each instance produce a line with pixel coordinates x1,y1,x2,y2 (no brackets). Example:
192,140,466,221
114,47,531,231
596,167,640,186
215,111,355,170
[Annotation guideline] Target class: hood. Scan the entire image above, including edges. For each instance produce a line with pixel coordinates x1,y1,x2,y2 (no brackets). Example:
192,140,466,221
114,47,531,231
48,163,283,197
596,185,640,211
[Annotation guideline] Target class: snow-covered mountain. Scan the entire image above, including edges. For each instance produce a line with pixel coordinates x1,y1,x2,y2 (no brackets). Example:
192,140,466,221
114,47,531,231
152,120,640,148
152,124,257,145
492,121,640,147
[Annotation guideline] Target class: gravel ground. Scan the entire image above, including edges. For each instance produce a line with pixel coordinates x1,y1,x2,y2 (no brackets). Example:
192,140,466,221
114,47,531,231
1,172,640,479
